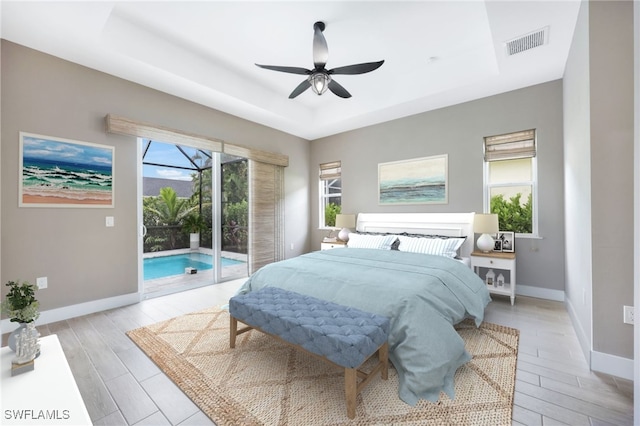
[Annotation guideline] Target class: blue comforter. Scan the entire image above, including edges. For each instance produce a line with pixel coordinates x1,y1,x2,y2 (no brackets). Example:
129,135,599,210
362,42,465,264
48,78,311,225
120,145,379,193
236,248,491,405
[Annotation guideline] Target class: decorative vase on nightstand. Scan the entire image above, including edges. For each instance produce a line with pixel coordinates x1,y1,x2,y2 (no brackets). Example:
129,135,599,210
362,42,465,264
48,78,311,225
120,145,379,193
8,322,41,358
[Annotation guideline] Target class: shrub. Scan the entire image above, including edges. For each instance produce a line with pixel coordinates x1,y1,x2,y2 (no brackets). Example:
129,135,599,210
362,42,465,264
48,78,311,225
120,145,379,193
325,203,341,227
490,193,532,234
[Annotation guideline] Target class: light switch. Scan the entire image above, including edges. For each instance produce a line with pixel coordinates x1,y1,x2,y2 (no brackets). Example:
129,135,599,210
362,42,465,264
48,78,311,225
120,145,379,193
36,277,48,289
106,216,115,227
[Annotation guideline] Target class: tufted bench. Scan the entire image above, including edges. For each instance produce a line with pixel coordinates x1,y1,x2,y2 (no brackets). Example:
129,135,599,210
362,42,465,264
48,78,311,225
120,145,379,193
228,286,390,419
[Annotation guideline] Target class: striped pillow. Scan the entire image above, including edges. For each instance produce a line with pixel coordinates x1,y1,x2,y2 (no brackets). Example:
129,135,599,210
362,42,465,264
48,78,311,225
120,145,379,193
347,233,397,250
397,235,465,258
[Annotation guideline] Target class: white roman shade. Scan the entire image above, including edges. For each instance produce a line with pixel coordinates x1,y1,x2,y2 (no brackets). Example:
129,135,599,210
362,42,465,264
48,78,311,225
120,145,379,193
484,129,536,161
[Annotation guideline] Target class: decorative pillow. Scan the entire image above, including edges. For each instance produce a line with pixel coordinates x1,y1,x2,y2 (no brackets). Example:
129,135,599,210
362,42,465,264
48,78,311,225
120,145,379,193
347,233,397,250
396,235,465,258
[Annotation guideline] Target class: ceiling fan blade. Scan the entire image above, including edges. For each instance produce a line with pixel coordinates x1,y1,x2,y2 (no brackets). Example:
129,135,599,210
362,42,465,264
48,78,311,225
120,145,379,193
289,79,311,99
328,79,351,98
329,60,385,75
255,64,311,75
313,21,328,69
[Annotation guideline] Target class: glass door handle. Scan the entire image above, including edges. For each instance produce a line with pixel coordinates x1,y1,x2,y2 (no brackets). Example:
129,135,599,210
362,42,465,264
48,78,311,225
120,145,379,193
141,225,147,237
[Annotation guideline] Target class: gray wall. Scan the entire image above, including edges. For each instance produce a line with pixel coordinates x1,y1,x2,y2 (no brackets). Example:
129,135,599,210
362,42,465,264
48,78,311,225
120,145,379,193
564,0,634,361
1,41,310,312
310,81,566,293
563,0,593,359
588,0,634,359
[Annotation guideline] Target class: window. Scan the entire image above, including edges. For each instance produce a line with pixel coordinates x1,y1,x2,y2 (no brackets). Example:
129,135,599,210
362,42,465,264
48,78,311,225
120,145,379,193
319,161,342,228
483,129,537,236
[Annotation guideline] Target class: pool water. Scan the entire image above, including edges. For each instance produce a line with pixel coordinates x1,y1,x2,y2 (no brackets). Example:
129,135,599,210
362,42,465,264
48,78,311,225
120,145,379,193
143,253,245,280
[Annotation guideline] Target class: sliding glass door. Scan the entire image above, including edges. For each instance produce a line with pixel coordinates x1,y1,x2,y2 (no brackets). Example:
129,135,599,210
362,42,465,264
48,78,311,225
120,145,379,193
138,139,247,298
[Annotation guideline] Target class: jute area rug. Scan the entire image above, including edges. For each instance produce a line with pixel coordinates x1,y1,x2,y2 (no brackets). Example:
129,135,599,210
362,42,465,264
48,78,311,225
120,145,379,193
127,307,519,426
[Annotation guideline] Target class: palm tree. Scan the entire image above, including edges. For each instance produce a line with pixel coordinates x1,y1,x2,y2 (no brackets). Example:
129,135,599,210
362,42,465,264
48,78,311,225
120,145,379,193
145,187,195,248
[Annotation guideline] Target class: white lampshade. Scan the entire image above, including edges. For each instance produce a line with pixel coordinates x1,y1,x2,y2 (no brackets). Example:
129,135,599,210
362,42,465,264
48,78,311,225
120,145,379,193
335,214,356,241
474,213,499,252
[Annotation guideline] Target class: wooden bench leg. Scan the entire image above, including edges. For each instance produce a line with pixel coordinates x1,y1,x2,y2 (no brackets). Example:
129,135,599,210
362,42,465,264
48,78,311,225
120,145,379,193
230,316,237,349
379,342,389,380
345,368,357,419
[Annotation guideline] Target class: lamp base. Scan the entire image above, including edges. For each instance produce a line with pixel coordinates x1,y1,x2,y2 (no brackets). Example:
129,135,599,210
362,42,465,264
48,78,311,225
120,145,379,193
338,228,351,242
477,233,495,253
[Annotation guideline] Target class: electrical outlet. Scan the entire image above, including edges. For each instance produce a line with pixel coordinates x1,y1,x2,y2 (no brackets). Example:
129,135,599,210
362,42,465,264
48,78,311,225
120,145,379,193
623,305,634,325
36,277,48,290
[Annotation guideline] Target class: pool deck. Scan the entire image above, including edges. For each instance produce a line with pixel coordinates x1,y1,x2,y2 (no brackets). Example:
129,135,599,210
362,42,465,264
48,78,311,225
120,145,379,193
143,248,248,298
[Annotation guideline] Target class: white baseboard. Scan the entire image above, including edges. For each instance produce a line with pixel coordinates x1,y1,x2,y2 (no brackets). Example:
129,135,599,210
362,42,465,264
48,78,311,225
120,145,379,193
591,350,634,381
516,284,565,302
565,296,633,381
1,292,140,334
565,297,592,364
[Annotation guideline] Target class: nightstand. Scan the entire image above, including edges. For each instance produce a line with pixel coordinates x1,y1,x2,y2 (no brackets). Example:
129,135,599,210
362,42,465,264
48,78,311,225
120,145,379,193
470,251,516,305
321,241,347,250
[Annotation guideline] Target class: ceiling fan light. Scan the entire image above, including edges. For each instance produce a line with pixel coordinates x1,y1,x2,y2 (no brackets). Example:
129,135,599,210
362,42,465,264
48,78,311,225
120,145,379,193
309,73,331,95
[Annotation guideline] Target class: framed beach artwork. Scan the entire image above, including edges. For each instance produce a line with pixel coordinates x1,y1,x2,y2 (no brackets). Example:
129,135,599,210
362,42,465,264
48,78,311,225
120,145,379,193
19,132,115,208
378,154,448,205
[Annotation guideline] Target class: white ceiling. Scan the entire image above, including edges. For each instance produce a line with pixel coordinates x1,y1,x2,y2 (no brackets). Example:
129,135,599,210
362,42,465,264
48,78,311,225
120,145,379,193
1,1,581,140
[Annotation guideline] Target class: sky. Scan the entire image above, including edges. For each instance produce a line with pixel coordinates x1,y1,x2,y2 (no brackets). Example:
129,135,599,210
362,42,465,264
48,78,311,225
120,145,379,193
142,140,209,181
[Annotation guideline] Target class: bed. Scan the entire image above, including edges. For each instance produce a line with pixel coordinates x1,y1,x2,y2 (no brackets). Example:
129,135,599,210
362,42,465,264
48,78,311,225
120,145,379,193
236,212,491,405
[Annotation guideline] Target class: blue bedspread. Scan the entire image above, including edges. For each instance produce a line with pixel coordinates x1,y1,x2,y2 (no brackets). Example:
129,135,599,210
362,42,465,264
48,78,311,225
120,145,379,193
236,248,491,405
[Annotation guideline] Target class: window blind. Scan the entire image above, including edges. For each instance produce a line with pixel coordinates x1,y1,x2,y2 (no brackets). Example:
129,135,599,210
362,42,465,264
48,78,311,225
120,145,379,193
484,129,536,161
248,160,285,274
319,161,341,180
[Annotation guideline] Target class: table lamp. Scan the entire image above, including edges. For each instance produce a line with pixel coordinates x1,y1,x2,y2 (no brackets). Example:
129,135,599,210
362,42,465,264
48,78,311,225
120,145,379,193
474,213,499,252
335,214,356,242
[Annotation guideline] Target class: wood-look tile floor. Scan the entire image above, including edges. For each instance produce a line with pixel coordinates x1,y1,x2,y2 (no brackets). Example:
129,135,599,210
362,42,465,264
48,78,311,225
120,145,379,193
3,282,634,425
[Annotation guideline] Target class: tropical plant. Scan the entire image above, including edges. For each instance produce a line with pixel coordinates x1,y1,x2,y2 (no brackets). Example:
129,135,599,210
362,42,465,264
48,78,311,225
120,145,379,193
144,235,167,252
221,160,248,252
142,159,248,252
325,202,341,227
490,193,532,234
1,280,39,323
222,160,248,204
146,187,195,226
190,168,212,205
144,187,196,249
182,213,205,234
223,200,248,250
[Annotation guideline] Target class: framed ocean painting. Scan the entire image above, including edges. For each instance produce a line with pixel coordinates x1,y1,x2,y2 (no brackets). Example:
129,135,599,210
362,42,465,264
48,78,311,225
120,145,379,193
378,154,448,205
19,132,114,208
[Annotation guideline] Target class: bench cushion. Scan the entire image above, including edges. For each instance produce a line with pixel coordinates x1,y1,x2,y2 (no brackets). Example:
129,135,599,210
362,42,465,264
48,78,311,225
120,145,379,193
229,287,390,369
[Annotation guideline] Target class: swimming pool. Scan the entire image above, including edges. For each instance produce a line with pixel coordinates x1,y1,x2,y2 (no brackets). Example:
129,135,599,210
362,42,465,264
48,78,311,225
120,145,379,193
143,253,245,280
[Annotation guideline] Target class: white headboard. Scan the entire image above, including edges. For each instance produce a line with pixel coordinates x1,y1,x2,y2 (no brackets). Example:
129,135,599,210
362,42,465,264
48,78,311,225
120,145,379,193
356,212,476,258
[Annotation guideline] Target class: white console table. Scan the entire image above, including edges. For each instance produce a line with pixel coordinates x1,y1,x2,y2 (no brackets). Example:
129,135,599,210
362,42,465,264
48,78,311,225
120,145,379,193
1,334,92,425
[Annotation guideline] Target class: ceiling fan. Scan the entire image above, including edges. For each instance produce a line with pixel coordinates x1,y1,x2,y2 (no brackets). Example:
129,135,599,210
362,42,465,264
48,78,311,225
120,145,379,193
255,21,384,99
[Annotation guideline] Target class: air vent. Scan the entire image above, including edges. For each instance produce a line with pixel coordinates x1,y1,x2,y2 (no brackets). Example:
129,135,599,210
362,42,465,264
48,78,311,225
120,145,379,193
504,27,549,56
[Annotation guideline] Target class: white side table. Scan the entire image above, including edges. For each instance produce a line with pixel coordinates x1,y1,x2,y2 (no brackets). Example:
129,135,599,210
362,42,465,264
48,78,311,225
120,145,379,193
1,334,92,425
470,251,517,305
321,241,347,250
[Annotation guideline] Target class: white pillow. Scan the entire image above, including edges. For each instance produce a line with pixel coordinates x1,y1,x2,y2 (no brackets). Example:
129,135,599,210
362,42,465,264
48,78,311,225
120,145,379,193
397,235,465,258
347,233,397,250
